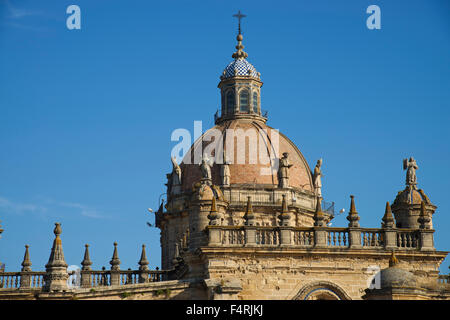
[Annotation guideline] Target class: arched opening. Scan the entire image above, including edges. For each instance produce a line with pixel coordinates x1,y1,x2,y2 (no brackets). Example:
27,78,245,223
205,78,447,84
226,91,235,114
293,281,351,300
252,92,258,113
303,288,341,300
239,90,249,112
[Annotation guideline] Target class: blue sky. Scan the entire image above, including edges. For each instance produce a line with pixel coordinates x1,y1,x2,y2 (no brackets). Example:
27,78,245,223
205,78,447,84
0,0,449,274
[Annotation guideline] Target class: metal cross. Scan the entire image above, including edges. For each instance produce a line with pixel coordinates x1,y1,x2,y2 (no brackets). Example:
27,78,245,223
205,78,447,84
233,10,246,34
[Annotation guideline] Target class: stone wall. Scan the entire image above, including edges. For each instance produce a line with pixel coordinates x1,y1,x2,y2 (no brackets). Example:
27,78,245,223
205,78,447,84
200,248,446,300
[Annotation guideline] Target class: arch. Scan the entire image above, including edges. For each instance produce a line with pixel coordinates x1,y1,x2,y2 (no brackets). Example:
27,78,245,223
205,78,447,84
226,90,235,114
239,89,249,112
293,281,352,300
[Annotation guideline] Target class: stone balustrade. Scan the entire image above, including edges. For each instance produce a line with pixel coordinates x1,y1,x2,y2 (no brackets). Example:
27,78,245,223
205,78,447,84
220,227,245,245
255,228,280,245
206,225,434,251
438,275,450,284
0,268,167,291
0,225,172,293
222,188,327,212
80,268,166,288
396,230,420,249
0,271,45,289
360,229,384,248
0,272,20,289
292,229,314,246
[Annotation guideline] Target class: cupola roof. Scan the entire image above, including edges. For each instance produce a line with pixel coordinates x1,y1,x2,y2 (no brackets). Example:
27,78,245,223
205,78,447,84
220,11,261,81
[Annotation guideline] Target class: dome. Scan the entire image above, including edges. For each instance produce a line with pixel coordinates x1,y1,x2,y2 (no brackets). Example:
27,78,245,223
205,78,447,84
380,267,417,288
180,119,314,192
191,183,225,201
222,58,260,79
394,188,425,205
393,187,431,206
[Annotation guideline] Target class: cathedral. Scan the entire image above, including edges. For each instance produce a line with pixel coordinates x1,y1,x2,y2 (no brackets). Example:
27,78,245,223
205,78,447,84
0,15,449,301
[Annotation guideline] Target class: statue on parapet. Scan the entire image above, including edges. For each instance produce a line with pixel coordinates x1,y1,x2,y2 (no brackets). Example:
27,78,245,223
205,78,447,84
220,153,231,186
167,157,182,195
403,157,418,188
278,152,293,188
200,153,213,183
313,158,323,198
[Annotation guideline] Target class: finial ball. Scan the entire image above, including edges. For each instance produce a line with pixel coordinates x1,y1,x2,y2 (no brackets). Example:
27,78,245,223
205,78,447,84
237,34,243,41
54,223,62,236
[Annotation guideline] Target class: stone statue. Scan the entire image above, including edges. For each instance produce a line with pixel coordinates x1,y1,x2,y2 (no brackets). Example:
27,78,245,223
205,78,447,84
313,158,323,198
403,157,418,188
220,153,231,186
200,154,212,181
170,157,182,195
278,152,293,188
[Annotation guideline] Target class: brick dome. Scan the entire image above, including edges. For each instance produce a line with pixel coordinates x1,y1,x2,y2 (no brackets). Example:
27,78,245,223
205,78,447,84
180,119,314,192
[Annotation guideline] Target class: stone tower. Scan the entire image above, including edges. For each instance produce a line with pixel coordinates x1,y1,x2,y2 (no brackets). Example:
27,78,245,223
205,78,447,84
391,158,436,229
157,19,330,271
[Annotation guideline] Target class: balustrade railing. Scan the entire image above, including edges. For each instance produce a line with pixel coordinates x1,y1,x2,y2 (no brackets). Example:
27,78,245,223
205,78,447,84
327,229,349,247
86,270,111,287
292,229,314,246
120,270,139,285
0,272,20,289
30,273,45,288
222,189,334,215
0,271,45,289
396,231,420,249
438,275,450,284
361,230,384,247
82,269,166,288
0,268,167,291
256,228,280,245
227,191,277,205
207,225,432,252
221,228,245,245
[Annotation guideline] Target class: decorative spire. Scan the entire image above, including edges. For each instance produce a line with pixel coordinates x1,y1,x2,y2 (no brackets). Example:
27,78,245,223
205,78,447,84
138,244,149,271
382,201,395,229
43,223,68,292
110,242,121,271
313,197,325,227
21,245,32,272
347,195,360,228
244,196,256,226
232,11,248,59
418,201,431,229
350,195,357,214
207,196,220,225
389,251,399,267
279,194,291,226
211,195,217,212
45,223,68,269
81,244,92,271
